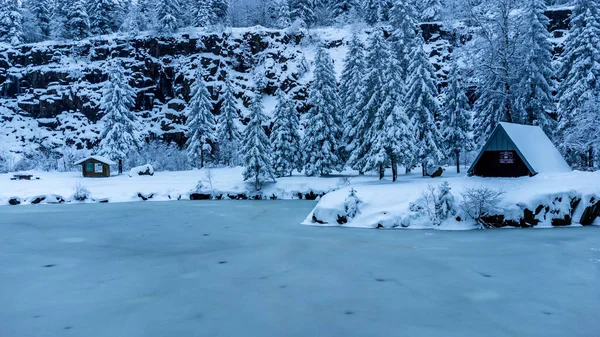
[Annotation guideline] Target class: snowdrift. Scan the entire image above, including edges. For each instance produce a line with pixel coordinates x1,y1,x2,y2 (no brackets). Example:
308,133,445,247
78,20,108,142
303,170,600,230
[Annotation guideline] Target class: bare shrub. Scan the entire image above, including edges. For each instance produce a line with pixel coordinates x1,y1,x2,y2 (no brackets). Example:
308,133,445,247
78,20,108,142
460,186,506,228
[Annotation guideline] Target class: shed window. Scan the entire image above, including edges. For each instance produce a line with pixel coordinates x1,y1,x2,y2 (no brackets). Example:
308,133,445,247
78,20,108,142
95,163,103,173
85,163,94,171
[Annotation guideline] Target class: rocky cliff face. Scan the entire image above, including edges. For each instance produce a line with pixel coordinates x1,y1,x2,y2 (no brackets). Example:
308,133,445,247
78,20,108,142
0,8,571,156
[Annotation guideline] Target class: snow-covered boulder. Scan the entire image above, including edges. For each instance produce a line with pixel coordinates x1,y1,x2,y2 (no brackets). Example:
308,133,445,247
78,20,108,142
128,164,154,177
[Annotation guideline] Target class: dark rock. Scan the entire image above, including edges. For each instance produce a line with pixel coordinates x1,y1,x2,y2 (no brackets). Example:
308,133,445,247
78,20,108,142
429,167,443,178
580,198,600,226
8,197,21,205
30,196,46,204
336,215,348,225
190,193,211,200
551,215,571,227
251,195,263,200
137,193,154,201
97,198,109,203
312,214,327,225
269,194,277,200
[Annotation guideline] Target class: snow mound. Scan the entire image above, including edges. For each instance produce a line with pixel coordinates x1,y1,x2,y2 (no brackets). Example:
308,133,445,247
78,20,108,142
128,164,155,177
304,170,600,230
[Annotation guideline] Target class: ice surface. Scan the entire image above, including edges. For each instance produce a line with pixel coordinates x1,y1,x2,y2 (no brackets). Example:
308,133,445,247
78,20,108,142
0,201,598,337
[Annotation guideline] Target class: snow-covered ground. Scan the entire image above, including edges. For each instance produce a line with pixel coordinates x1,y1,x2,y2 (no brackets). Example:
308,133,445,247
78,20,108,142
1,201,599,337
0,167,377,205
305,170,600,229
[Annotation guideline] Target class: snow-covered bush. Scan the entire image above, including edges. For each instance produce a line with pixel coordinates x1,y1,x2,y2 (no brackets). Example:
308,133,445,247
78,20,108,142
128,164,154,177
125,141,188,172
422,181,457,226
344,188,362,219
72,182,91,201
460,186,506,228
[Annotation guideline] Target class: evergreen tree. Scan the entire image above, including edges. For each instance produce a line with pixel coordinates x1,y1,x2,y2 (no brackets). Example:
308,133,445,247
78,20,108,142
416,0,442,22
515,0,555,136
389,0,417,84
331,0,357,21
557,0,600,169
363,0,391,25
120,2,141,38
471,0,523,144
27,0,51,40
290,0,316,26
155,0,180,34
242,89,276,190
347,28,388,174
273,0,291,28
405,33,444,175
270,89,302,177
137,0,153,31
216,77,242,166
210,0,228,25
185,69,215,169
50,0,69,39
0,0,23,45
192,0,213,27
339,32,364,162
88,0,116,35
303,46,342,177
441,59,473,173
68,0,90,40
99,59,140,174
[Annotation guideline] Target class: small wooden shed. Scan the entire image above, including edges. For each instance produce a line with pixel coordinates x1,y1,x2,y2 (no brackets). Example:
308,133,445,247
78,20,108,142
74,156,116,178
468,122,571,177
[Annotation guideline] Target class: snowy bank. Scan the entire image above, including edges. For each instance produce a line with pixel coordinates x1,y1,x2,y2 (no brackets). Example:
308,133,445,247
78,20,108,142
0,167,373,206
303,170,600,230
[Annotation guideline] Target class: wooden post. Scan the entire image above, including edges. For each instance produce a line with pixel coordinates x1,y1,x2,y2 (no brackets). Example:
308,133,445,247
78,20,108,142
118,159,123,174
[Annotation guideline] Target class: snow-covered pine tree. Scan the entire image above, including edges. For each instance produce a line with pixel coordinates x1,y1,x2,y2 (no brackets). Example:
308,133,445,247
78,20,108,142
120,2,141,38
416,0,442,22
27,0,51,40
88,0,116,35
68,0,90,40
273,0,291,28
0,0,23,45
388,0,417,84
434,181,455,225
290,0,316,27
136,0,153,31
361,32,414,181
441,59,473,173
514,0,555,136
339,32,364,149
216,76,242,166
363,0,392,25
303,45,342,177
242,89,276,190
192,0,213,27
99,59,140,174
50,0,69,39
346,28,388,174
557,0,600,169
331,0,357,22
471,0,523,144
155,0,180,34
210,0,228,25
405,33,444,176
344,188,362,219
185,69,216,169
271,89,302,177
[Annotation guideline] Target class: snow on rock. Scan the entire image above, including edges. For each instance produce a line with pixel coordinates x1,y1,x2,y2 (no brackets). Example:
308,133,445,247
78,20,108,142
128,164,155,177
304,170,600,230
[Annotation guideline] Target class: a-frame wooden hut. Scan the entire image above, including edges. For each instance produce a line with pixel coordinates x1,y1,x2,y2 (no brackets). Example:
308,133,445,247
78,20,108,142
468,122,571,177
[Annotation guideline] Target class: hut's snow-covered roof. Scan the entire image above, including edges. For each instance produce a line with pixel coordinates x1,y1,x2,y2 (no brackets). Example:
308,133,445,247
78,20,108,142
498,123,571,174
74,156,116,166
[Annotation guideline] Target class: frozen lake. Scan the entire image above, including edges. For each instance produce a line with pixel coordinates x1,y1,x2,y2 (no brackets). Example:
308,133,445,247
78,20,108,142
1,201,599,337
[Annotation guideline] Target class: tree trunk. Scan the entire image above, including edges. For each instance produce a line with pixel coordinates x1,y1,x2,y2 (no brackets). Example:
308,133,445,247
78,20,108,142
456,150,461,174
379,163,384,180
589,147,595,169
359,171,364,175
422,163,426,177
118,159,123,174
391,157,398,182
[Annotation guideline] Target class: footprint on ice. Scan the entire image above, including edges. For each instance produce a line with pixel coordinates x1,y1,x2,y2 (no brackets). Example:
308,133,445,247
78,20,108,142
59,237,86,243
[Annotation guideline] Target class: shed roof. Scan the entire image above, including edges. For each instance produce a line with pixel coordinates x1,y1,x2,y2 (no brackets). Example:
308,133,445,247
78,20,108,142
469,122,571,175
74,156,116,166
